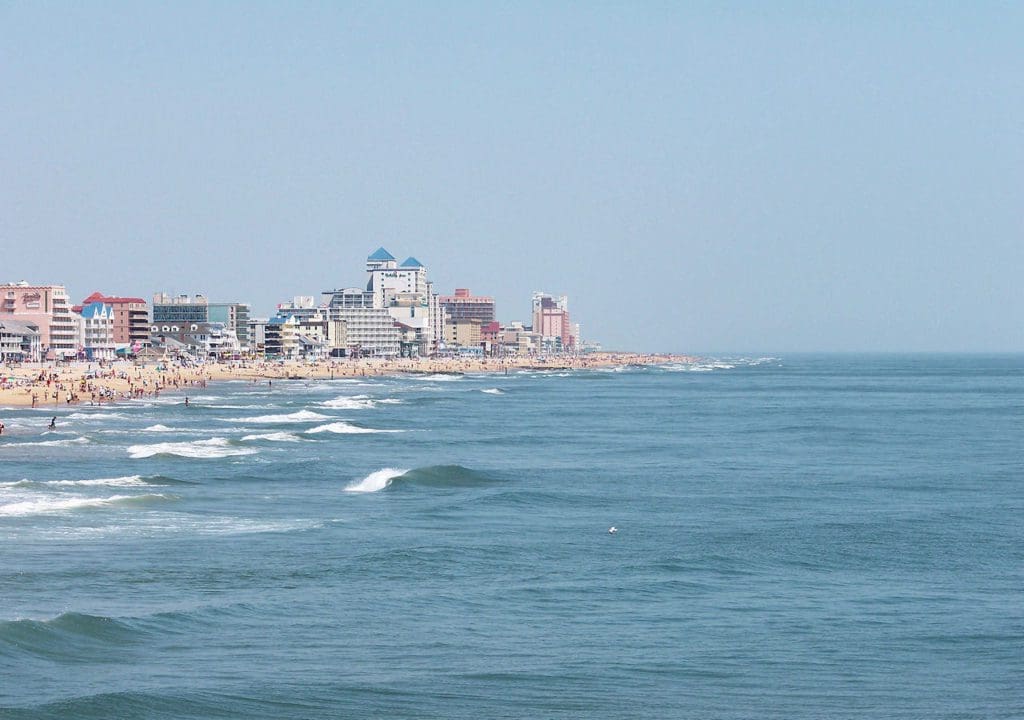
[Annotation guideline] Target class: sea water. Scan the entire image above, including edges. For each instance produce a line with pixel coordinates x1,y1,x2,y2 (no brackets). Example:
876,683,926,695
0,355,1021,718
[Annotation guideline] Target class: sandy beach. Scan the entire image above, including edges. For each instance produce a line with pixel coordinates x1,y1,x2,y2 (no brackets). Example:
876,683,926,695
0,353,691,410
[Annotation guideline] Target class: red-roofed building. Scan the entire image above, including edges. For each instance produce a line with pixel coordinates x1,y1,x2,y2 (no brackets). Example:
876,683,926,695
79,292,150,346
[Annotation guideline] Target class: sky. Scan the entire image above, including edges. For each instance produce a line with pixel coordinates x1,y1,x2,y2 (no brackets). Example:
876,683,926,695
1,2,1021,352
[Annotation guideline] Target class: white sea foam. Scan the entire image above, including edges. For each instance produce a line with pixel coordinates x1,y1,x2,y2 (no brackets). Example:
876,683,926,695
0,493,173,516
127,438,257,459
222,410,331,424
480,388,504,395
65,412,126,420
421,374,464,381
322,395,378,410
3,436,91,447
135,514,324,536
42,475,150,487
142,424,176,432
241,431,302,442
344,467,408,493
305,421,401,435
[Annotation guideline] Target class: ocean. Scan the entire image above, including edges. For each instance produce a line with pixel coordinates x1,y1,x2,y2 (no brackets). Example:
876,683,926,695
1,355,1021,719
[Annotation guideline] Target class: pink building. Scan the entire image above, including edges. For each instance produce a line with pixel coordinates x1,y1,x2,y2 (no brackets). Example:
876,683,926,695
78,292,150,346
531,292,574,349
0,283,77,358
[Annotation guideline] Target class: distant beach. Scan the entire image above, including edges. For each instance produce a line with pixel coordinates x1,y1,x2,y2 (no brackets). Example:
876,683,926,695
0,353,690,409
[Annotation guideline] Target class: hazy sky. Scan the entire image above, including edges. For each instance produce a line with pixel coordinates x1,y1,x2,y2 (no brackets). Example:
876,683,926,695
2,2,1021,352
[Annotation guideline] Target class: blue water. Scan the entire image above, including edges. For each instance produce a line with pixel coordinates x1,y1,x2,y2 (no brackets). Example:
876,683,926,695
1,355,1021,719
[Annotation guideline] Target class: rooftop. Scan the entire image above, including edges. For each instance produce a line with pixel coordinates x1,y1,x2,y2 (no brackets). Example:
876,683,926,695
367,247,395,261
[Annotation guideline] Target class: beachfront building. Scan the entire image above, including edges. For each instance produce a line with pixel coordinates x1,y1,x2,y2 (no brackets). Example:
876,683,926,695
264,303,346,360
149,321,237,359
532,292,575,353
153,294,251,352
248,318,268,356
152,293,209,324
209,303,251,351
363,249,439,356
0,282,77,359
276,296,324,322
76,302,117,360
443,318,482,349
264,315,299,358
268,297,347,359
322,288,400,358
494,321,541,357
79,292,150,348
0,321,41,362
439,289,495,325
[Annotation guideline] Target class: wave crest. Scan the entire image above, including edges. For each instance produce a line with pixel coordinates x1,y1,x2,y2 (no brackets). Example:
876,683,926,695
344,465,497,493
241,431,302,442
223,410,331,424
127,438,257,459
0,493,175,517
306,422,401,435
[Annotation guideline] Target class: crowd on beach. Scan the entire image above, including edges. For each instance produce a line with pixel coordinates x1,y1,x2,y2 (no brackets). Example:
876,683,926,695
0,352,689,412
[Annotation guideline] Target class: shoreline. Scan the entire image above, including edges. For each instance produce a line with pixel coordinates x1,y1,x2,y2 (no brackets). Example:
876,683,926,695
0,353,694,409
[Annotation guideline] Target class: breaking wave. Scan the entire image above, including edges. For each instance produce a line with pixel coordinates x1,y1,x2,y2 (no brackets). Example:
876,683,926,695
241,431,303,442
343,467,408,492
480,388,504,395
0,475,185,489
344,465,498,493
222,410,331,424
2,436,91,447
0,493,175,517
322,395,405,410
659,357,780,372
127,438,257,459
305,422,401,435
65,412,126,420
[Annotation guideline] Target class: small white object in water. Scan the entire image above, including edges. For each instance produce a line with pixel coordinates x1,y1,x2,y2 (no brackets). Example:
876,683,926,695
608,526,618,534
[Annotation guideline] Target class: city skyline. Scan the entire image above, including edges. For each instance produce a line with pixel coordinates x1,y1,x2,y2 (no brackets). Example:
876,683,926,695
0,246,583,361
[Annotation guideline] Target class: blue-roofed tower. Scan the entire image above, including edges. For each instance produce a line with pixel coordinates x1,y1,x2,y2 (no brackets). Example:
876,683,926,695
366,247,397,273
360,248,438,356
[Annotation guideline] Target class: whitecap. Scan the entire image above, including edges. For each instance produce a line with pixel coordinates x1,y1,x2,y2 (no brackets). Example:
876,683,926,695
344,468,408,493
2,436,91,448
322,395,378,410
0,493,174,517
42,475,150,488
305,422,401,435
65,412,126,420
241,431,302,443
127,438,257,459
142,424,176,432
480,388,504,395
221,410,331,424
